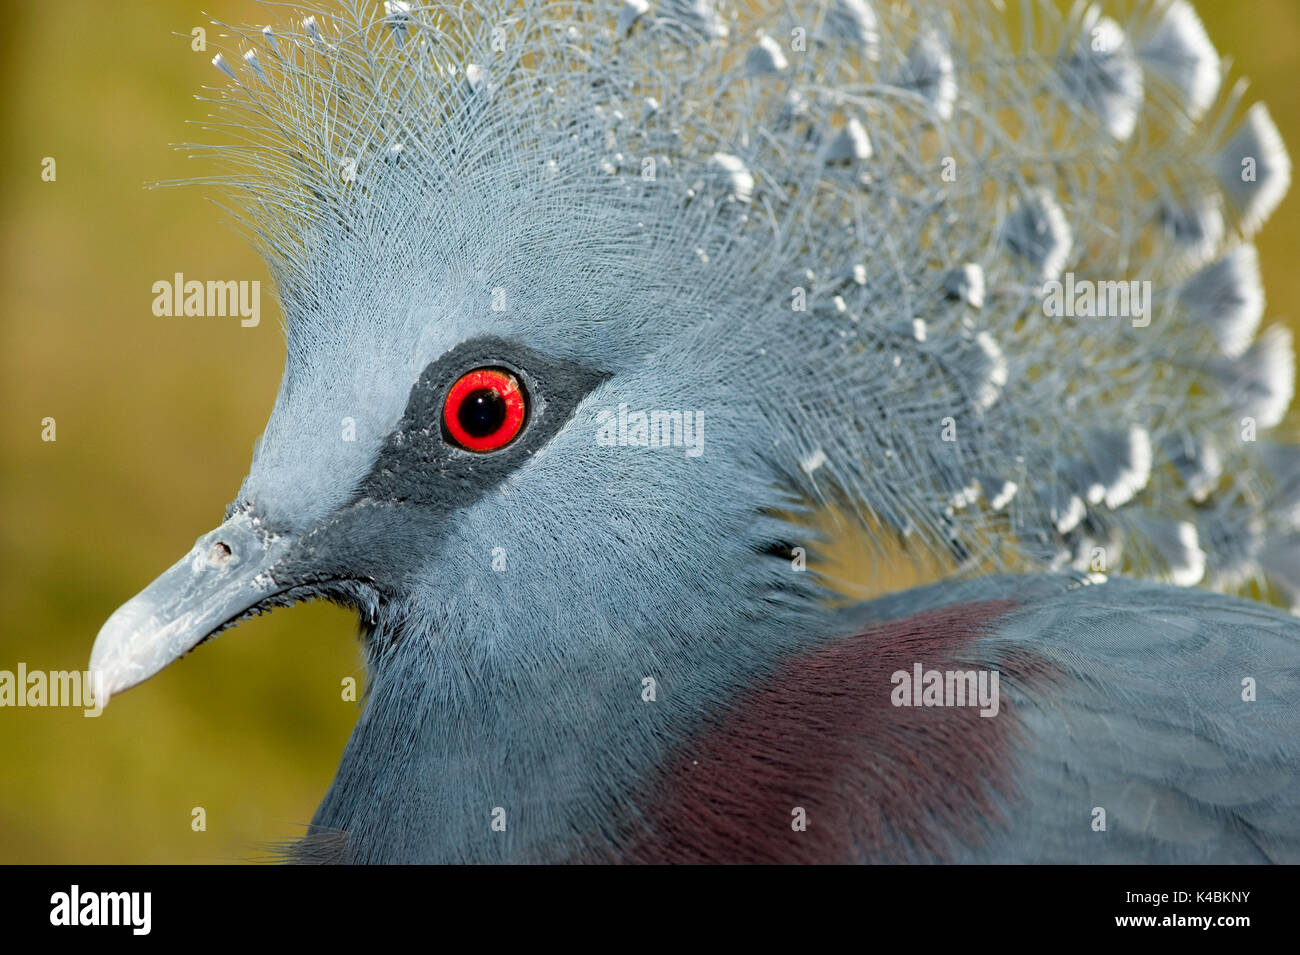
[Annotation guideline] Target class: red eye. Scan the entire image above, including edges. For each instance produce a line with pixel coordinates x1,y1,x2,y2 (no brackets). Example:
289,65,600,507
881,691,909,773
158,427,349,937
443,368,527,452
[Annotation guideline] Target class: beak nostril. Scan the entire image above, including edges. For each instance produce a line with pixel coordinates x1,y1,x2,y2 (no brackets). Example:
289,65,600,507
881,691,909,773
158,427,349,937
209,541,233,566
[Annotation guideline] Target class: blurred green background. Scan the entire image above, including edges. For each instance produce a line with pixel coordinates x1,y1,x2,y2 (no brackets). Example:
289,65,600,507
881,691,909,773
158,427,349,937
1,1,1297,863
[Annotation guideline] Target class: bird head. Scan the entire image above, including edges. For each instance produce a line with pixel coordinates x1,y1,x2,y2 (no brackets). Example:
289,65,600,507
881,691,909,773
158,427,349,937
91,6,850,710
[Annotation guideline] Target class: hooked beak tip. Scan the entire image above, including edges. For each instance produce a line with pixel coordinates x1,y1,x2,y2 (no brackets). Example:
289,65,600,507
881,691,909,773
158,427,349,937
89,599,162,699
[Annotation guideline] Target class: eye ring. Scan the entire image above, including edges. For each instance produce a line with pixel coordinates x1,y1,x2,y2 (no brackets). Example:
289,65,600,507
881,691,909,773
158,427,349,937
443,368,527,452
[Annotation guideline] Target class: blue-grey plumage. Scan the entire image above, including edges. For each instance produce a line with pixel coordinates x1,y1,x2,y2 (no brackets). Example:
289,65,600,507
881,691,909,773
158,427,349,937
90,0,1299,863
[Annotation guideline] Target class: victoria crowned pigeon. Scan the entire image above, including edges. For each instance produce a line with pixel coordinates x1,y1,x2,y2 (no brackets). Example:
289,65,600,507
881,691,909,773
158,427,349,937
92,0,1300,863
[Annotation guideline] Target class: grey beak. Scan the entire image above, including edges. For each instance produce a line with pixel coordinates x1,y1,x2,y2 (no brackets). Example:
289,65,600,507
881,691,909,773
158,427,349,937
89,511,294,702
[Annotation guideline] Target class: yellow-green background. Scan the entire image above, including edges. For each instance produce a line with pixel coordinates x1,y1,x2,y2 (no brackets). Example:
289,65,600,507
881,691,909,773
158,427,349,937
1,1,1297,863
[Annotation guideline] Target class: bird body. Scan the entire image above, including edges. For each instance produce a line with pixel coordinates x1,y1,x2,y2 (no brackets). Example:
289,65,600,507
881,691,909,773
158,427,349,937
92,0,1300,863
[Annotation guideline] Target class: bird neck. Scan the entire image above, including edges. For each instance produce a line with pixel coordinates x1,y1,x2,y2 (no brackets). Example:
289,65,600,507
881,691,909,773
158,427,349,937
304,590,831,862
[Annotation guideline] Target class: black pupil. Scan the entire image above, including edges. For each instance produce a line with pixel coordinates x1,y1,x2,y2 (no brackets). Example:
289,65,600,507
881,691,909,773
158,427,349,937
457,387,507,438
